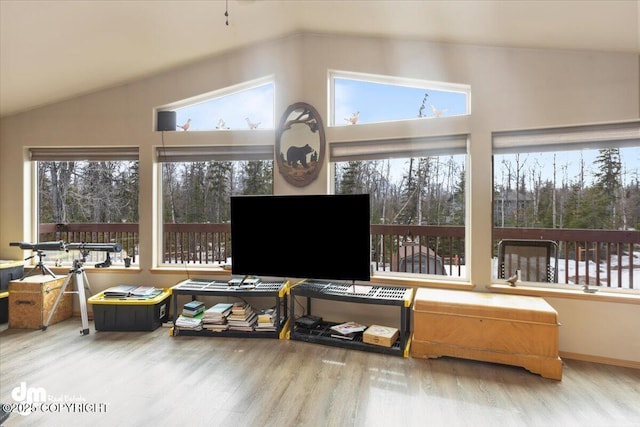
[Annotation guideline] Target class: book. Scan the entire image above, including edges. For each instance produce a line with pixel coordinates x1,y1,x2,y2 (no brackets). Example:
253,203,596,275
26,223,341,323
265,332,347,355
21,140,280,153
331,332,358,340
184,300,205,311
183,300,205,317
228,277,261,287
227,311,258,328
257,307,277,323
230,301,251,312
175,314,203,331
103,285,137,298
202,323,230,332
203,302,233,319
255,323,277,332
128,286,162,299
330,321,367,335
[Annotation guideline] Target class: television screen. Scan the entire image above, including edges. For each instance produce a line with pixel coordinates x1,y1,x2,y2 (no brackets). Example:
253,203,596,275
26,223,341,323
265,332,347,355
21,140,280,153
230,194,371,281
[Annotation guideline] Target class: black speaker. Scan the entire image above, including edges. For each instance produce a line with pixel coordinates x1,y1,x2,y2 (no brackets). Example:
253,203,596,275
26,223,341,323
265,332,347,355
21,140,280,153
157,111,176,131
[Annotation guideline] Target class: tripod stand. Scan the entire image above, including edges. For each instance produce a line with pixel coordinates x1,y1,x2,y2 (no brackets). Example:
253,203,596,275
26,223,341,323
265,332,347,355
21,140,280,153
21,250,56,280
43,258,93,335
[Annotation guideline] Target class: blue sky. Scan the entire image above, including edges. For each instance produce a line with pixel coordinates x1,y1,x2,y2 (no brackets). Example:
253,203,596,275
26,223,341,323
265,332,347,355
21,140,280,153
333,78,468,125
175,83,274,131
172,77,638,189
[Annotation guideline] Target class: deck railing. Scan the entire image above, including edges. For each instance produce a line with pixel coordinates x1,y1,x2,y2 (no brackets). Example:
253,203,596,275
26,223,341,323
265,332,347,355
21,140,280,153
39,223,638,289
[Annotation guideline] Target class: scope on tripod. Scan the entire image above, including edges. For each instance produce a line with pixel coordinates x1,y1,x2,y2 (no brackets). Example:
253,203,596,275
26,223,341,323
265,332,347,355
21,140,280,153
10,241,66,251
67,242,122,253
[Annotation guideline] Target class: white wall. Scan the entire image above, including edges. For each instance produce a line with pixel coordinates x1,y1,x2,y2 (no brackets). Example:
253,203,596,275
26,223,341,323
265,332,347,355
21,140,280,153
1,32,638,364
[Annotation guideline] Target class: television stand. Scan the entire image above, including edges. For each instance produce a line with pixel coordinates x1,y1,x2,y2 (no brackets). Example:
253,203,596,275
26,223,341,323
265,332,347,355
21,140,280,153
288,279,413,357
171,278,289,338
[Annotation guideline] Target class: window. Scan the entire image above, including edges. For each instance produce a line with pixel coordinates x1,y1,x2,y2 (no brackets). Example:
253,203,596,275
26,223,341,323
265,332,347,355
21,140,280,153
492,121,640,291
32,147,139,267
329,71,471,278
157,145,273,266
172,79,274,131
334,153,466,279
154,77,276,267
329,70,470,126
330,71,469,279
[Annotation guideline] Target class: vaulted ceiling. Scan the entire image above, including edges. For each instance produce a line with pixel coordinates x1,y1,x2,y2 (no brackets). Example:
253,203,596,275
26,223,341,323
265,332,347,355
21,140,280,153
1,0,638,118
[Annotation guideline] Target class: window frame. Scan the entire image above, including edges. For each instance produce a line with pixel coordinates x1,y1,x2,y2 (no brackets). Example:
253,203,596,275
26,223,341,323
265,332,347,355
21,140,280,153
159,75,276,132
328,69,471,127
30,146,140,268
154,144,274,269
491,120,640,293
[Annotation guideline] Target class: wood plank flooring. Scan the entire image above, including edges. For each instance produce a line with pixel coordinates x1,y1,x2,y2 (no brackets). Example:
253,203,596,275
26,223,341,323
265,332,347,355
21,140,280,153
1,319,639,427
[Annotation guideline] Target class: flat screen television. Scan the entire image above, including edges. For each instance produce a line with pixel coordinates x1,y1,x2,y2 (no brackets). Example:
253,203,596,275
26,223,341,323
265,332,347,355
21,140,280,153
230,194,371,282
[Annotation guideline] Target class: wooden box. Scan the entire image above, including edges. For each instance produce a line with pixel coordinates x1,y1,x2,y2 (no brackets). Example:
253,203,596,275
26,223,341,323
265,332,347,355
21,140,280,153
9,275,72,329
363,325,399,348
411,288,562,380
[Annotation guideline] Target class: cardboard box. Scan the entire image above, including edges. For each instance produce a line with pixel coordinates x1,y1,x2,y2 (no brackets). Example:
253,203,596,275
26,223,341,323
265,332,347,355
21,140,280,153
9,275,72,329
363,324,399,348
89,289,171,331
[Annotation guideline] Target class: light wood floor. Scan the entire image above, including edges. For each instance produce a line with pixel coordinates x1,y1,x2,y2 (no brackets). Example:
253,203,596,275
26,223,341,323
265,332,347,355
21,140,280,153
1,319,639,427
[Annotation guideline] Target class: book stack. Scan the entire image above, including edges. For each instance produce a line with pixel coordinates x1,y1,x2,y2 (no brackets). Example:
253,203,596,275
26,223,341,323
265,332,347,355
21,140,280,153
175,314,202,331
329,321,367,340
182,300,205,317
255,307,277,332
202,302,233,331
226,301,257,331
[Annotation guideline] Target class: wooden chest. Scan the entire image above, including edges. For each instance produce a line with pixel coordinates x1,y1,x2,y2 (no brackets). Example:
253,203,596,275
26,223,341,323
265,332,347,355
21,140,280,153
411,288,562,380
9,275,72,329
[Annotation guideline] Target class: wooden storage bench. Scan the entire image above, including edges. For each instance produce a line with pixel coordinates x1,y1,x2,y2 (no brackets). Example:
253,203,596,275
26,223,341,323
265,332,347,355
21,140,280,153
411,288,562,380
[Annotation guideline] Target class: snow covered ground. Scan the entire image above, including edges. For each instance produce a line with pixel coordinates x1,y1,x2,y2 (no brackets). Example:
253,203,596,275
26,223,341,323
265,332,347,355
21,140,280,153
440,252,639,290
553,253,639,289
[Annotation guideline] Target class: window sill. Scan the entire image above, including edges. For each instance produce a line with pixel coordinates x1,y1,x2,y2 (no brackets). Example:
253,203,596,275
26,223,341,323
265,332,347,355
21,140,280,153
489,283,640,305
150,266,230,276
49,266,142,274
370,274,473,291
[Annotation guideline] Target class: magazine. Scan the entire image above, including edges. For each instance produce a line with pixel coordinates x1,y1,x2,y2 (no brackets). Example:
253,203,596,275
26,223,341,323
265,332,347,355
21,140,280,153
330,321,367,335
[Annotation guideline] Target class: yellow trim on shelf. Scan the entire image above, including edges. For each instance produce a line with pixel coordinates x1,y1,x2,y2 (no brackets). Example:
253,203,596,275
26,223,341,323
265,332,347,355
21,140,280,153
88,289,172,305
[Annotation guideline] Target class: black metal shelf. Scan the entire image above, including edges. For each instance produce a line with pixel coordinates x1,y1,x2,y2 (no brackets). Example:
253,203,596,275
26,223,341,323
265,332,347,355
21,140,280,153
288,280,413,357
171,278,289,339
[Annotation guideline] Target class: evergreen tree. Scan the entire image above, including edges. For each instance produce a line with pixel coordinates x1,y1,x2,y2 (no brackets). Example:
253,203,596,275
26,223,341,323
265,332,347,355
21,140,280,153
395,158,419,224
451,167,465,225
205,161,233,223
242,160,273,195
593,148,622,228
339,161,367,194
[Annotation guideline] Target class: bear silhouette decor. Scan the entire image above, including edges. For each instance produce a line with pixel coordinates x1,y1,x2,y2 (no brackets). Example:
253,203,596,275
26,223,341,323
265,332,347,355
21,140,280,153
276,102,326,187
286,144,314,168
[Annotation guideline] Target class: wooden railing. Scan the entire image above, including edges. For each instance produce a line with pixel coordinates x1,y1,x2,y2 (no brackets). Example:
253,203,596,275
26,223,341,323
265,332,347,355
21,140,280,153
40,223,138,264
493,227,639,289
371,224,465,276
39,223,639,289
163,223,230,265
